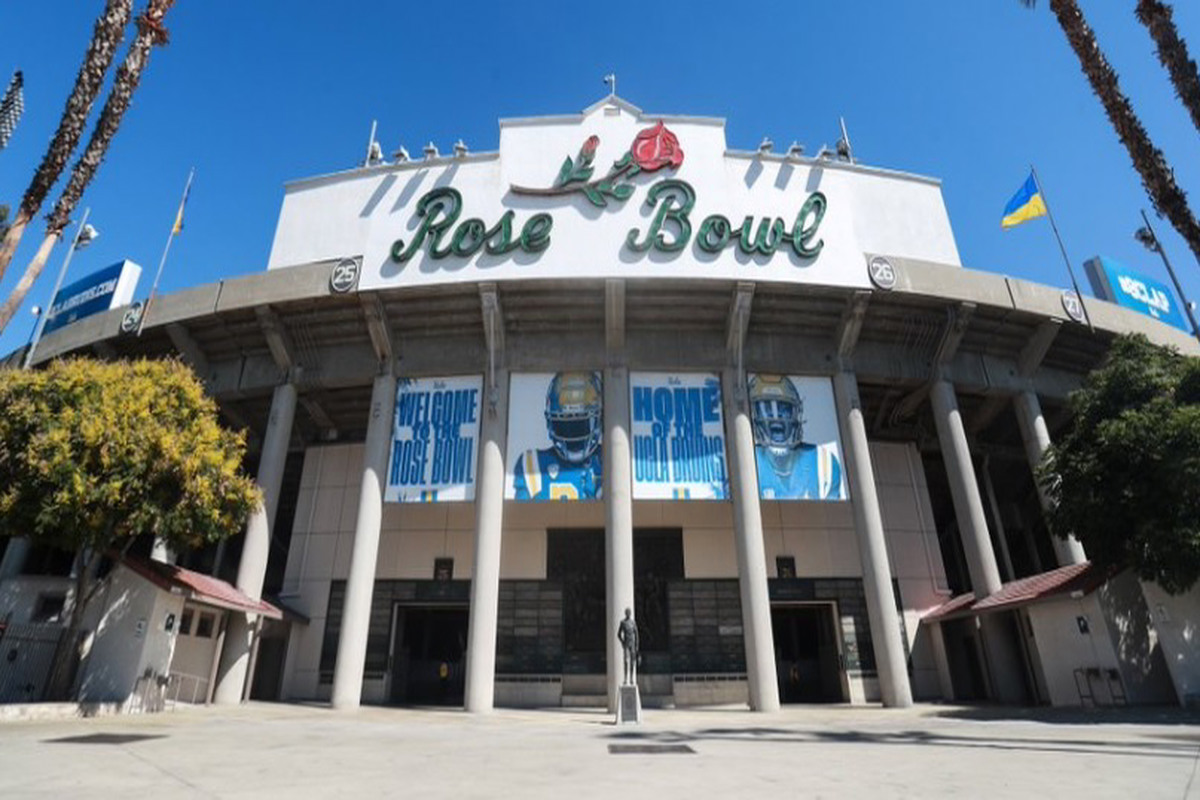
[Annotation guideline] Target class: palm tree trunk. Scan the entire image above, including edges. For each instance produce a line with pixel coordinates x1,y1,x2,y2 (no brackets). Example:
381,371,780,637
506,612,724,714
0,232,59,344
0,0,131,285
1136,0,1200,136
1048,0,1200,272
0,0,175,337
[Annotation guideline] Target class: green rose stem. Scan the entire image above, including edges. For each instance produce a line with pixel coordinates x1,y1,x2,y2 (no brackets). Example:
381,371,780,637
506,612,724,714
511,152,641,207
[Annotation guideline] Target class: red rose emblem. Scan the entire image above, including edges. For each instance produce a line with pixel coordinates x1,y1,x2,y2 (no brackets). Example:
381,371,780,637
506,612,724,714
581,135,600,159
630,121,683,172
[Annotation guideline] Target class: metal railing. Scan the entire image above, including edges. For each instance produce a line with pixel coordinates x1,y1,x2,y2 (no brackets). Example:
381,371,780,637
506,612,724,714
165,671,210,707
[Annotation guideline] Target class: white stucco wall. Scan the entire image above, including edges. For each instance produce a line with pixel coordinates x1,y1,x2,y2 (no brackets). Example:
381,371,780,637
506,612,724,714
1141,580,1200,707
267,99,960,292
1027,595,1122,707
77,567,183,707
0,575,75,624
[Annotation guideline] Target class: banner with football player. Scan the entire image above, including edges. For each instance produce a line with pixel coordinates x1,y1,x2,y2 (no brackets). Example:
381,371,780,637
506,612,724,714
505,372,604,502
386,375,483,503
630,372,729,500
747,374,847,501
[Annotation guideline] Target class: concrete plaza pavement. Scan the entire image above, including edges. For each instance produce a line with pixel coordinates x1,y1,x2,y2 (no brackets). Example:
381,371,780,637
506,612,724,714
0,702,1197,799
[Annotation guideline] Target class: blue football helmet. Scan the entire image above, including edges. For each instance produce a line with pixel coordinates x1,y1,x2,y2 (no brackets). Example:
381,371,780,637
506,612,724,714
749,374,804,450
545,371,603,463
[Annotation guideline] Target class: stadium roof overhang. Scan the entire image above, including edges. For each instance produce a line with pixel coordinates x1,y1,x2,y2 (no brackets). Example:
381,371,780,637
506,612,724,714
8,255,1196,456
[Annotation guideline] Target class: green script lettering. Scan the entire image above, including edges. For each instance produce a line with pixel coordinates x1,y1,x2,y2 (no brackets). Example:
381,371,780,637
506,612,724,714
392,189,553,262
625,179,695,253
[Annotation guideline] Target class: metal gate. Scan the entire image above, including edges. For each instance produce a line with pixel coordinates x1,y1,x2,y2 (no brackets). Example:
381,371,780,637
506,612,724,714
0,622,65,703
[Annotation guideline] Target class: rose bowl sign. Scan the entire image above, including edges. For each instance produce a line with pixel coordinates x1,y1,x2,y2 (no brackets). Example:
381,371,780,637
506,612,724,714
267,99,963,291
388,122,827,267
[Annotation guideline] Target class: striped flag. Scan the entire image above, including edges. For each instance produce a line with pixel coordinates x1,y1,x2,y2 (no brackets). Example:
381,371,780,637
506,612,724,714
171,170,192,235
0,71,24,150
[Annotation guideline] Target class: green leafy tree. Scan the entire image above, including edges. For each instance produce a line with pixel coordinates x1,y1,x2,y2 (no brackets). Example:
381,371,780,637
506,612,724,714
1041,335,1200,594
0,358,260,699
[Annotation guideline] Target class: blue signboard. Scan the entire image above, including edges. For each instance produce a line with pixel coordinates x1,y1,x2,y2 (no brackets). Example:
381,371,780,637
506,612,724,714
1084,255,1188,331
387,375,482,503
43,260,141,335
630,372,729,500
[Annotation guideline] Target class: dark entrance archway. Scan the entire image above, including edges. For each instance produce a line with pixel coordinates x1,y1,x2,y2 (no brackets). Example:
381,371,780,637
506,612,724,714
388,605,469,706
772,603,844,703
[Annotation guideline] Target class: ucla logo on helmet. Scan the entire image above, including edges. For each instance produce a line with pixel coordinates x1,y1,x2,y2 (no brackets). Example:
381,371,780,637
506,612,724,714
545,371,603,464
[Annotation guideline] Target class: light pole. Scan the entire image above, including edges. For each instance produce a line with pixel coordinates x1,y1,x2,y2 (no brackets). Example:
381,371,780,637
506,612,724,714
1135,209,1200,344
23,208,99,368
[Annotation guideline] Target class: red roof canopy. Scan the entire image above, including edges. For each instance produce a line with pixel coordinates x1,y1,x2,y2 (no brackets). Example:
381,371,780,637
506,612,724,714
924,562,1107,622
121,557,283,620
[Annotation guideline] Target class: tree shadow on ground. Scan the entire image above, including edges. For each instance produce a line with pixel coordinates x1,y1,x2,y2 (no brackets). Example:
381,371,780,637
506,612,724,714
931,703,1200,727
604,723,1200,761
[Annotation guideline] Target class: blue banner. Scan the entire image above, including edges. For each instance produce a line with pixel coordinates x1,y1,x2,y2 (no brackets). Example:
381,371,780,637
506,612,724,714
506,372,604,502
1084,256,1188,331
386,376,482,503
749,374,847,501
630,372,728,500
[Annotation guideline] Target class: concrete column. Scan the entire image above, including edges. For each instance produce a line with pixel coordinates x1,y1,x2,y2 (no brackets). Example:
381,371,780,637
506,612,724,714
464,371,508,713
928,621,955,701
1013,390,1086,566
331,371,397,710
832,371,913,708
979,457,1016,582
929,380,1002,599
604,366,635,712
214,381,296,704
0,538,31,580
722,368,780,712
931,381,1027,704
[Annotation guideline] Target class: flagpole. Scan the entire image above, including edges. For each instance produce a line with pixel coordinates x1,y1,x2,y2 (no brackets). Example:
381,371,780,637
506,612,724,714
137,167,193,336
1029,164,1095,332
24,208,90,368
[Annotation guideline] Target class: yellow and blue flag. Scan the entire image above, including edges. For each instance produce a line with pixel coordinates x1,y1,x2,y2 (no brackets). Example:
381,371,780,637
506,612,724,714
1001,173,1047,229
171,169,194,235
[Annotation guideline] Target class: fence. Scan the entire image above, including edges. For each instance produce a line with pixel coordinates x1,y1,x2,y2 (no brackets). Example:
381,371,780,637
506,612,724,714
0,622,65,703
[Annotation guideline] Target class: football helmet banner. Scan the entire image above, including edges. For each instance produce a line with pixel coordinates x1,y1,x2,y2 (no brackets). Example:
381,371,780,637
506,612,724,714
507,371,604,501
545,371,603,464
747,373,848,501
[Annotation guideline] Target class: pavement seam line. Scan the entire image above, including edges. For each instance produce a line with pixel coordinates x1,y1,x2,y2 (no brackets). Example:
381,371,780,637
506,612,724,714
120,744,215,798
1184,744,1200,800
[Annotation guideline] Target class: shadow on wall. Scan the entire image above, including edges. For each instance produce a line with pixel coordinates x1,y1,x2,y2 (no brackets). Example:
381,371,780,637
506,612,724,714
1097,571,1177,706
76,585,137,703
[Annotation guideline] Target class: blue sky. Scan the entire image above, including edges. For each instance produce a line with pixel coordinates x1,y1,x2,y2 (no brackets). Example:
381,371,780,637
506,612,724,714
1,1,1198,354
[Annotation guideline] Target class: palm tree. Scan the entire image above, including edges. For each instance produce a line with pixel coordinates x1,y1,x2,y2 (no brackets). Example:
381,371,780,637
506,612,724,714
0,0,176,336
0,0,131,285
1135,0,1200,136
1022,1,1200,270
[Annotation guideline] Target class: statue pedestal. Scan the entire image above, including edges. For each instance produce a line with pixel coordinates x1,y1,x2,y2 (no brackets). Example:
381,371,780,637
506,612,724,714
616,684,642,725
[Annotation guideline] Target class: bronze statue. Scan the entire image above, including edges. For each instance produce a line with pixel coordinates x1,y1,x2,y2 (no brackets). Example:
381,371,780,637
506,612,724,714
617,607,639,685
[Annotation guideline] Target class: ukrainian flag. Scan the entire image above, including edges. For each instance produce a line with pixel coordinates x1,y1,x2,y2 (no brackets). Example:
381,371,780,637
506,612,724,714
1001,173,1048,229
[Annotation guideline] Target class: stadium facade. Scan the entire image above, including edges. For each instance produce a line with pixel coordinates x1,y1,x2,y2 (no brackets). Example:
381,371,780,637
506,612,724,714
6,95,1198,711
